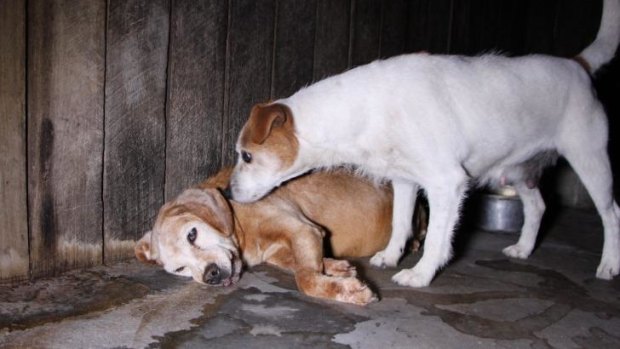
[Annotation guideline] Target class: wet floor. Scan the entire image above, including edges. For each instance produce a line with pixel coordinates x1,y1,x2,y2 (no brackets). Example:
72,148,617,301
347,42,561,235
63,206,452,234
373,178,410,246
1,208,619,348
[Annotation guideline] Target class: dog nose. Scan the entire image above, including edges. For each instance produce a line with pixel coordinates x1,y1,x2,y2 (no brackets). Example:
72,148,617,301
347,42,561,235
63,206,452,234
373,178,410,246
203,263,222,285
219,186,233,200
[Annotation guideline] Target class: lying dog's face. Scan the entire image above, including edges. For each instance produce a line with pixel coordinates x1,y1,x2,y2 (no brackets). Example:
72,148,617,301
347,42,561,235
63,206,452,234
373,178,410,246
135,188,242,286
230,103,301,203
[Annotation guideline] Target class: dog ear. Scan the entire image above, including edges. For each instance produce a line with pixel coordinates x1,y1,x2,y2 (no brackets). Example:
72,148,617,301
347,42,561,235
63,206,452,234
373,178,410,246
135,231,160,265
177,188,235,237
247,103,290,144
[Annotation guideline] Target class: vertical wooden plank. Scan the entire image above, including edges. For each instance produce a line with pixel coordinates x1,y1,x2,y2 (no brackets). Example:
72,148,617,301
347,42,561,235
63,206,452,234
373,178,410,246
596,58,620,199
350,0,382,67
313,0,350,81
272,0,317,99
104,0,169,262
28,0,106,277
449,0,473,54
0,0,28,282
523,0,558,54
450,0,528,55
222,0,275,166
493,0,529,55
380,0,409,58
407,0,453,54
553,0,601,56
166,0,228,198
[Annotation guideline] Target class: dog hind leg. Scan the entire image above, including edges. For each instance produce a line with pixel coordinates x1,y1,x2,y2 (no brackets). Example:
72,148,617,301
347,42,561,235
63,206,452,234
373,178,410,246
503,183,545,259
392,178,468,287
370,180,419,267
562,146,620,280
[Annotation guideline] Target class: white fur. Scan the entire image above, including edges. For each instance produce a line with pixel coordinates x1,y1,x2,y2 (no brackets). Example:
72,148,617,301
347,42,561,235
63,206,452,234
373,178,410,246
231,147,287,202
232,0,620,287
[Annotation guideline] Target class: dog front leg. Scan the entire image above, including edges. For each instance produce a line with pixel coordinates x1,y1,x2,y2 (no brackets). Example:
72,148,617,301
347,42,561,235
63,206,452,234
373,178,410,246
294,268,376,305
282,223,376,305
370,180,419,267
393,180,467,287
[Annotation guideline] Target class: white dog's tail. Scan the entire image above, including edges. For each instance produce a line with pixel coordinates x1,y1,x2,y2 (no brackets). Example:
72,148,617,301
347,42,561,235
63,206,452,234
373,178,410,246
578,0,620,73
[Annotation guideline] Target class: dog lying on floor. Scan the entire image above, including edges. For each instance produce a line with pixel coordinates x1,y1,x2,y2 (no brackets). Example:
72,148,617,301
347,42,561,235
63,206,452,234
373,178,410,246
228,0,620,287
135,167,426,305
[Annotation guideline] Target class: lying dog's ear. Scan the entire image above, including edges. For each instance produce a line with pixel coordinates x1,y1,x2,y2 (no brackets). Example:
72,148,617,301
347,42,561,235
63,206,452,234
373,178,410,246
246,103,290,145
177,188,235,236
135,231,159,265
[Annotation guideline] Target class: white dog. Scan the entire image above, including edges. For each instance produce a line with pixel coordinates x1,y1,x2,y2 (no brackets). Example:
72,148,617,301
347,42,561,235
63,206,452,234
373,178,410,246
230,0,620,287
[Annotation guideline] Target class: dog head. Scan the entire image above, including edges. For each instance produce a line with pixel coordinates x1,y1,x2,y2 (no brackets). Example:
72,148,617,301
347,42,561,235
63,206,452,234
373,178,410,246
230,102,303,202
135,188,242,286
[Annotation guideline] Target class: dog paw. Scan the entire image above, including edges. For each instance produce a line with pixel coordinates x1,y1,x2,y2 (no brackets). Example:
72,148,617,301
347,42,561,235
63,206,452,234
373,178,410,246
596,258,620,280
370,249,400,268
502,244,532,259
392,268,433,288
337,278,377,305
324,258,357,277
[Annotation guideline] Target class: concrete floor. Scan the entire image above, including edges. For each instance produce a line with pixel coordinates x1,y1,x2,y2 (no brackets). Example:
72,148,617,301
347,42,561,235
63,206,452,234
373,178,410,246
1,207,619,349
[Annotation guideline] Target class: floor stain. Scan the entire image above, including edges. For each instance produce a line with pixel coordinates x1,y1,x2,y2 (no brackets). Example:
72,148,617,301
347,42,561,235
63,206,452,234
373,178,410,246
153,286,366,348
0,270,149,331
384,259,619,345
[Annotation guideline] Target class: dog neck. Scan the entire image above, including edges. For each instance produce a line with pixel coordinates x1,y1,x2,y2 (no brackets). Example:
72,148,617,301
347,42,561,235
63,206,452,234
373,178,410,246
283,101,395,183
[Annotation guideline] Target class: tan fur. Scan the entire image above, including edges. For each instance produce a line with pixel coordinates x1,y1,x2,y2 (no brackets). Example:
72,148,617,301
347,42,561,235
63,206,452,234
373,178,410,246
572,55,592,74
238,103,299,171
137,167,428,305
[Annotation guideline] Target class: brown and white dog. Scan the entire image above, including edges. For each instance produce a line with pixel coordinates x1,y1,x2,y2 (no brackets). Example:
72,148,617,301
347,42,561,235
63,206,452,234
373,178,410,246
229,0,620,288
136,168,423,305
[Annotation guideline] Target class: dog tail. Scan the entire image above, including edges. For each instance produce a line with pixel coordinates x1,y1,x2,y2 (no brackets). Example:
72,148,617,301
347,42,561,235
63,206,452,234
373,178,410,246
578,0,620,73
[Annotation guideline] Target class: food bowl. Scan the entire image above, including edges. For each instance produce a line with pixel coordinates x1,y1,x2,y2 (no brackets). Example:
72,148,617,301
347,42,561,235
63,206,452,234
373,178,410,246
474,192,524,233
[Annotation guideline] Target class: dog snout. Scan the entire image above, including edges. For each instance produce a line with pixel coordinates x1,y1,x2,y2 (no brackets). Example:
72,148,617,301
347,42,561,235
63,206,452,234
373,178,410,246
203,263,230,285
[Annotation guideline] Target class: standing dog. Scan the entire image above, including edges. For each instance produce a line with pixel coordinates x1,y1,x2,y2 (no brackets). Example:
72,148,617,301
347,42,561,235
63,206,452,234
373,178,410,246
135,168,398,305
229,0,620,287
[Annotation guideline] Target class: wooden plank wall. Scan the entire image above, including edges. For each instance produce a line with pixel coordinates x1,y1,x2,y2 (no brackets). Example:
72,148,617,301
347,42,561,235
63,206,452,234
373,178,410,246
0,0,614,282
27,0,106,278
104,0,169,262
0,0,28,282
166,0,228,198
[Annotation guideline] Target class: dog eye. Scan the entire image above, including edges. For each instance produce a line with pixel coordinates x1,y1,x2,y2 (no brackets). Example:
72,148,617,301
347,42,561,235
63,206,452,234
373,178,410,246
187,227,197,243
241,151,252,164
175,266,185,273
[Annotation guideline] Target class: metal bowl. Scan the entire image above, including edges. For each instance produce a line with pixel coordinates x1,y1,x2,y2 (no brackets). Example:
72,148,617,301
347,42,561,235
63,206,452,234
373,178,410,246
474,192,524,233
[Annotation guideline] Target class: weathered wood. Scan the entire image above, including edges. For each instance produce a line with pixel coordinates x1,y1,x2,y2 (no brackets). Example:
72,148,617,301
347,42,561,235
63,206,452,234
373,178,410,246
165,0,228,198
480,0,527,55
313,0,351,81
104,0,169,262
451,0,528,55
553,0,601,56
406,0,453,54
272,0,317,99
27,0,106,277
523,0,558,54
350,0,382,67
596,59,620,199
0,0,28,282
380,0,409,58
222,0,276,166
